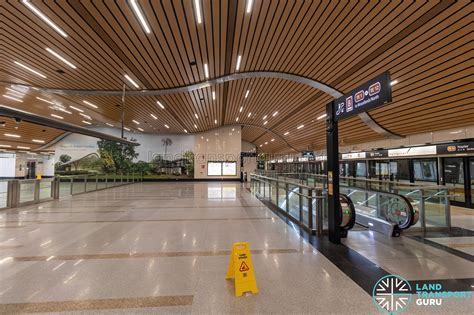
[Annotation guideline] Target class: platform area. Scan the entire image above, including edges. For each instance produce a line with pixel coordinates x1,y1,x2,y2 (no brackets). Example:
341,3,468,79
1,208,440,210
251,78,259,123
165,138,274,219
0,182,472,314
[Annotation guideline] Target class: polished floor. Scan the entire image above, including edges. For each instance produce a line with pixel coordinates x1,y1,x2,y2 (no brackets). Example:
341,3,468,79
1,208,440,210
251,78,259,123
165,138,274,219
0,182,472,314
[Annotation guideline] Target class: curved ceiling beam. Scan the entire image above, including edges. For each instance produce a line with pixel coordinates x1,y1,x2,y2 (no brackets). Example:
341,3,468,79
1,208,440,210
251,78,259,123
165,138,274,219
1,71,343,98
0,105,138,146
1,71,402,140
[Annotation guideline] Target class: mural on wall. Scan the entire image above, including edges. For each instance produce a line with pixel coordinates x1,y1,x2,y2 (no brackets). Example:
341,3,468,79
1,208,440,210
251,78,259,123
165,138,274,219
55,138,194,179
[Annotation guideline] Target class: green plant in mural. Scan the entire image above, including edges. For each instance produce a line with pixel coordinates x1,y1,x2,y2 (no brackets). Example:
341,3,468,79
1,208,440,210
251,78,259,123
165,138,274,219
59,154,72,164
183,150,194,175
97,139,138,173
162,138,172,158
150,154,164,173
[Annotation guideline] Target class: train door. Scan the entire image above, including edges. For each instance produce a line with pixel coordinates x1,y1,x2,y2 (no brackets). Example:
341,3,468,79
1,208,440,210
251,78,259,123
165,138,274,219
26,161,36,179
369,160,390,180
444,157,473,208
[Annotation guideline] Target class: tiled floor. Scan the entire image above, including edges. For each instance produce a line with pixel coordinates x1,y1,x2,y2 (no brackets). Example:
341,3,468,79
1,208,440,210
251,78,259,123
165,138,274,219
451,205,474,231
0,182,472,314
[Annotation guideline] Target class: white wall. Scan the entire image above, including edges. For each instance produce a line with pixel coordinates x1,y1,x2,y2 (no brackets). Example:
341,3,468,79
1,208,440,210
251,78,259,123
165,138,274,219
194,126,242,179
241,141,257,176
0,153,16,177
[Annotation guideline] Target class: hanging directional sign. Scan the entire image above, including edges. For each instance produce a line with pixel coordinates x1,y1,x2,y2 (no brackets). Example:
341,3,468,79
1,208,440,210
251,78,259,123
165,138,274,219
334,71,392,121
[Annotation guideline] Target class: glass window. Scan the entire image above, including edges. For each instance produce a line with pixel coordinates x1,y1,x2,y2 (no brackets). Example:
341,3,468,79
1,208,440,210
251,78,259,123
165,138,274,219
413,159,437,182
356,162,367,177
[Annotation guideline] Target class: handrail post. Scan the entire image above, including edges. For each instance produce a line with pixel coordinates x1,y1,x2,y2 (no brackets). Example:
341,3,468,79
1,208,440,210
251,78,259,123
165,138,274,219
70,177,73,195
316,189,323,235
34,179,40,203
7,180,19,208
53,177,60,199
308,189,313,230
299,186,303,222
285,183,289,213
444,189,451,229
95,175,99,190
420,189,426,232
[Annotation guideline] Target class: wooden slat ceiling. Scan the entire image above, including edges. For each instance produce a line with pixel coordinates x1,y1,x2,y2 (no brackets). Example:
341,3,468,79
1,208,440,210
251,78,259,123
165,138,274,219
0,0,472,153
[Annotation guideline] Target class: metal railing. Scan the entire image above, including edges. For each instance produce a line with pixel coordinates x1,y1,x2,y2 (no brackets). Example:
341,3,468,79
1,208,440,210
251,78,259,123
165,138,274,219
0,173,143,210
258,171,451,232
250,174,355,235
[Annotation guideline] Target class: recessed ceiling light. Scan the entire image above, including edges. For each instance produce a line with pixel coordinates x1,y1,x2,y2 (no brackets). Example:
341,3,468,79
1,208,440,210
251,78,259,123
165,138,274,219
263,121,268,125
236,117,239,122
82,120,92,125
239,106,243,113
195,113,199,119
17,146,30,149
132,120,140,125
4,133,20,138
0,145,12,148
212,91,216,100
204,63,209,79
248,112,252,117
157,101,165,109
130,0,151,34
284,131,289,136
57,108,72,114
297,124,304,129
245,90,250,98
164,124,169,129
271,139,275,141
83,100,98,108
5,87,25,96
137,127,144,132
150,113,157,120
265,142,268,145
51,114,63,119
46,48,76,69
32,139,45,143
246,0,253,13
36,97,54,104
22,0,67,37
232,128,235,131
69,106,83,112
194,124,198,129
3,95,23,102
106,123,114,127
214,119,217,124
124,74,140,88
194,0,202,24
184,129,188,133
272,111,278,117
124,127,130,131
236,55,242,71
390,80,398,86
79,113,91,120
259,144,262,147
317,113,327,120
14,61,46,78
263,115,267,120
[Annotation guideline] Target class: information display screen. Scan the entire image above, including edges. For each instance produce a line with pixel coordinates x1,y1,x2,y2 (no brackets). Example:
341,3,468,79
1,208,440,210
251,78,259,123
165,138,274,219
222,162,237,176
207,162,222,176
207,161,237,176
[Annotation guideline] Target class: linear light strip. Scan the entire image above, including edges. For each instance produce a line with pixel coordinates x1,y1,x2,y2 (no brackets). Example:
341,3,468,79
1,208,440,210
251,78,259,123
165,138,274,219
130,0,151,33
14,61,46,78
3,95,23,102
46,48,76,69
194,0,202,24
125,74,140,88
22,0,67,37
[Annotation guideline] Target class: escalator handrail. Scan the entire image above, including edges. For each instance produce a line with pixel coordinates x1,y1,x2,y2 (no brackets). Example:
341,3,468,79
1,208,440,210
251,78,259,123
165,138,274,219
340,193,356,231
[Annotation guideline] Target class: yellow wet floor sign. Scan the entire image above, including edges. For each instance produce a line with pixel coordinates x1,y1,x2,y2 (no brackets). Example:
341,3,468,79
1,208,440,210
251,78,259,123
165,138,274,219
226,242,258,297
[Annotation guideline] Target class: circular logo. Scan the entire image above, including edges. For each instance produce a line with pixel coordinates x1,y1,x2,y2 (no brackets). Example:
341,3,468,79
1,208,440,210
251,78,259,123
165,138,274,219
373,275,412,314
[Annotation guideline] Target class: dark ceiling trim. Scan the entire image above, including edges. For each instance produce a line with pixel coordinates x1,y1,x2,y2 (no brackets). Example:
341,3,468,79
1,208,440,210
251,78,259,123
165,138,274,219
33,131,72,151
0,105,139,146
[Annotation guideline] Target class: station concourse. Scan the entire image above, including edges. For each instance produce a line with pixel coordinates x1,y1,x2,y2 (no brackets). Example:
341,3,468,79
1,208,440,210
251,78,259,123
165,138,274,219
0,1,472,314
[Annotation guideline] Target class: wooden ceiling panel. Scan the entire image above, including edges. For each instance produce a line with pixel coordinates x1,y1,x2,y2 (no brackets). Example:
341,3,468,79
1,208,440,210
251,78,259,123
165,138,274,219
0,0,471,154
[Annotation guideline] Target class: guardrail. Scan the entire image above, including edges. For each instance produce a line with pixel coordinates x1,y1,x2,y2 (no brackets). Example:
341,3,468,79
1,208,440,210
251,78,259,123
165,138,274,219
258,171,451,233
250,174,355,235
0,173,143,210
